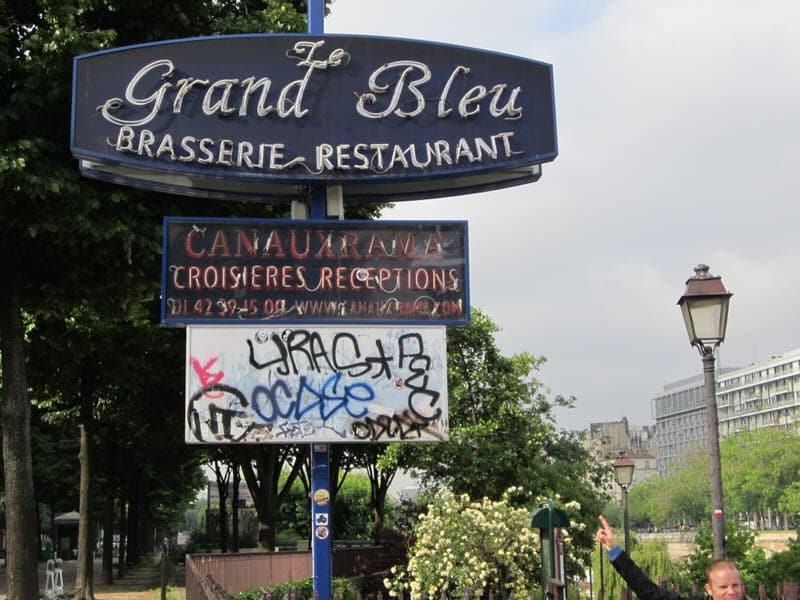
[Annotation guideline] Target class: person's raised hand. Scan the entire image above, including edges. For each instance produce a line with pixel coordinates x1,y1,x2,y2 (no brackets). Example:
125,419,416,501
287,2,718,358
595,515,617,550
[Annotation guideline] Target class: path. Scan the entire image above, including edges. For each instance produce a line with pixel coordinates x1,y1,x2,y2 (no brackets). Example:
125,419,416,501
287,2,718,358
0,555,186,599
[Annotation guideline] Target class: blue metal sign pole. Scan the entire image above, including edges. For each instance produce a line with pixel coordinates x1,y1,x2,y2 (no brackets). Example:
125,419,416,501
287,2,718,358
308,5,332,600
311,443,332,600
307,0,327,221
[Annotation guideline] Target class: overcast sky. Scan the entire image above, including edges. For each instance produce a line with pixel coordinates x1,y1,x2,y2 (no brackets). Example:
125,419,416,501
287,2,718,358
325,0,800,430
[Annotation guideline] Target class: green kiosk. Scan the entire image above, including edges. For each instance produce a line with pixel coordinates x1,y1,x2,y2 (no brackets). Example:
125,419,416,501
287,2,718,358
531,500,571,600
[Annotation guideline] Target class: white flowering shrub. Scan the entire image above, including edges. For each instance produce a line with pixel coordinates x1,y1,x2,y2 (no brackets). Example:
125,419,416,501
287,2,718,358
384,490,539,599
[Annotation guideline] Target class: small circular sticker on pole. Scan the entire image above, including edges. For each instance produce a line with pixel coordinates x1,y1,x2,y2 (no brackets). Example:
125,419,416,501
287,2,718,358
315,526,330,540
313,489,330,506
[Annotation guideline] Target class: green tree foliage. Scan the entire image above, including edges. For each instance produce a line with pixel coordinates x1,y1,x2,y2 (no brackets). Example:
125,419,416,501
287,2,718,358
632,450,710,527
335,472,397,540
278,472,397,542
777,482,800,515
334,473,377,540
681,520,766,596
629,429,800,529
592,538,676,600
1,0,380,595
720,428,800,518
391,309,607,576
758,534,800,590
235,577,357,600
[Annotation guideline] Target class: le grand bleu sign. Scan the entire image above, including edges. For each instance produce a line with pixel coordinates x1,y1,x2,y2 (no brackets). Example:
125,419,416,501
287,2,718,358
71,35,557,202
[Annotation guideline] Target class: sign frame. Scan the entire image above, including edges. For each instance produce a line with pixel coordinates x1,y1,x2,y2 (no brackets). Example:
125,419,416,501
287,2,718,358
185,324,449,444
71,33,557,202
161,216,471,327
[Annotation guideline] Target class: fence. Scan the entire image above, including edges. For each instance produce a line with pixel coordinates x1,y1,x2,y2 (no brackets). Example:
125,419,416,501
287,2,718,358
186,545,390,600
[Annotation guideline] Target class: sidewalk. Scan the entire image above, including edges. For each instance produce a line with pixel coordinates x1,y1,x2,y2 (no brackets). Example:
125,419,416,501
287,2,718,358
0,555,186,600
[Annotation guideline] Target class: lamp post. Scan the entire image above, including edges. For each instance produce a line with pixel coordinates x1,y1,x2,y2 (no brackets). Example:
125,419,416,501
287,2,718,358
677,264,732,560
613,451,635,600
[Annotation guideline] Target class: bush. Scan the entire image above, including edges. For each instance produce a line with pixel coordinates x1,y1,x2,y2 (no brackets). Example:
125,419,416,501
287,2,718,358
234,577,357,600
679,520,767,596
384,490,538,600
278,472,398,543
335,474,378,540
758,532,800,589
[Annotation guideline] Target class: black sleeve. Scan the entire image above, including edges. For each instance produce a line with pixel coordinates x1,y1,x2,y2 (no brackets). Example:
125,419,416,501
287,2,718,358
610,550,689,600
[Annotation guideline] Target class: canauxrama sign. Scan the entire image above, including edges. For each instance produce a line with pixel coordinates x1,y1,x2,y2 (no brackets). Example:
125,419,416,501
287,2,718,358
162,217,469,326
71,34,557,202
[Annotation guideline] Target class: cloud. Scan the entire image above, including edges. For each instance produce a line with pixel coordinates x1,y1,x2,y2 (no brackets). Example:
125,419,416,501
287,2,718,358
327,0,800,429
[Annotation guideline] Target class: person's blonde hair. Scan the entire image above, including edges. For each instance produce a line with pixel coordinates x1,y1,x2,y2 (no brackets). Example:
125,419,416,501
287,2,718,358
706,559,740,583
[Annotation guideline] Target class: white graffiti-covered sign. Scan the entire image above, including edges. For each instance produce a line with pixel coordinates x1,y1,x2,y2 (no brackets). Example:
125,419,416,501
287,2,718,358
185,325,448,443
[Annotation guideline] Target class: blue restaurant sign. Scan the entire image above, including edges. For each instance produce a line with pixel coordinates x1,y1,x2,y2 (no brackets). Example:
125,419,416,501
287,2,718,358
71,34,557,202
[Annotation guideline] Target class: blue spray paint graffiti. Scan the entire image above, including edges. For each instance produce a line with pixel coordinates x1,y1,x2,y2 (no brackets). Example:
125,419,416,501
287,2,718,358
250,373,374,423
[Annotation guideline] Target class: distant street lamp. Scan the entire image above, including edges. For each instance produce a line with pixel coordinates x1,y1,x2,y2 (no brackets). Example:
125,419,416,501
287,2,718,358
613,452,634,600
678,264,732,560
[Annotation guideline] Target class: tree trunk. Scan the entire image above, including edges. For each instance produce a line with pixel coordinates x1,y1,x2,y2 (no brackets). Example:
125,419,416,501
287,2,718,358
102,488,115,584
232,464,240,553
117,497,127,579
102,433,117,584
366,459,396,542
50,499,57,559
213,460,230,553
127,476,140,564
75,383,96,600
36,501,43,561
373,494,386,538
138,496,153,555
0,279,41,599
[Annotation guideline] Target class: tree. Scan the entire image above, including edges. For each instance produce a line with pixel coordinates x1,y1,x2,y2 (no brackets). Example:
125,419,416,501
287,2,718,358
681,519,767,596
721,428,800,527
394,309,607,575
235,445,309,551
211,452,233,553
355,445,399,539
777,481,800,515
628,429,800,530
592,538,676,600
759,534,800,590
2,0,380,596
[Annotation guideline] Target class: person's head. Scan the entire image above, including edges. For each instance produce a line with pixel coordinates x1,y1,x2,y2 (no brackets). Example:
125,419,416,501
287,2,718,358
704,560,743,600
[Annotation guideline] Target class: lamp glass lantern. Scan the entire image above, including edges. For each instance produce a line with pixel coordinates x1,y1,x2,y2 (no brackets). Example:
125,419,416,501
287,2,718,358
677,264,732,348
612,455,635,488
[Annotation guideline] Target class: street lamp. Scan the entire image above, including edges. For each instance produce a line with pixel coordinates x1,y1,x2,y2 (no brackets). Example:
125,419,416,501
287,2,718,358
613,452,635,600
678,264,732,560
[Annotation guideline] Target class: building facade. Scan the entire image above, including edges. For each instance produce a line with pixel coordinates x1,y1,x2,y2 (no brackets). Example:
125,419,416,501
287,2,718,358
717,348,800,435
652,374,708,477
585,418,658,499
653,348,800,476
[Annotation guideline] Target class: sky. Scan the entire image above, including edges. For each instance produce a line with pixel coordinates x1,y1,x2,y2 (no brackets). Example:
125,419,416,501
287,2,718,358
326,0,800,430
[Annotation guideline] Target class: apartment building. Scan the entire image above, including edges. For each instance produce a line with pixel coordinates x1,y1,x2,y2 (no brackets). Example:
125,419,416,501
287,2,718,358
653,347,800,475
717,348,800,435
585,418,658,499
652,374,708,477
